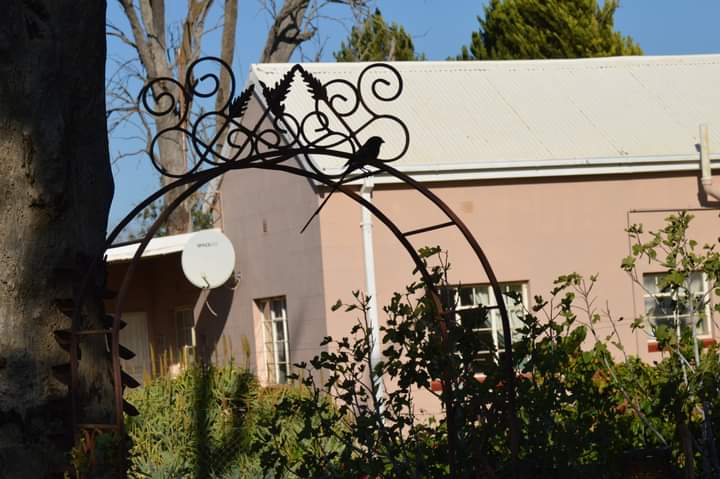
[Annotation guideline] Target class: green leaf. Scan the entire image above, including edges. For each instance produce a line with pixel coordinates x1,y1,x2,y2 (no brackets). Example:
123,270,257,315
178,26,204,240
620,255,636,271
331,299,342,312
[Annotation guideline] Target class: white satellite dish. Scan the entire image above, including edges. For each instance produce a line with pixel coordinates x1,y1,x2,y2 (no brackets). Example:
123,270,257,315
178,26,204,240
181,230,236,289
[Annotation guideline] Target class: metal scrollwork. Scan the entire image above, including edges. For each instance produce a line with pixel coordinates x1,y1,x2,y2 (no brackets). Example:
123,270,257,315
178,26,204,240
97,58,518,471
138,57,411,181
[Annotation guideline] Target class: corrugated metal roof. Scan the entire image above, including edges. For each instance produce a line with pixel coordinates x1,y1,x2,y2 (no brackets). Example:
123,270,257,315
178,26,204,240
249,55,720,181
106,229,219,263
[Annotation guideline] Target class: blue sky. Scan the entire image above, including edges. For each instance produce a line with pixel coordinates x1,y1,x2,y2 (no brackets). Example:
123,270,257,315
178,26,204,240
107,0,720,232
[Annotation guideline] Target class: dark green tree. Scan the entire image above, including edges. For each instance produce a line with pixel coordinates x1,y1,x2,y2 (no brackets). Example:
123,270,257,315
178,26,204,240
334,9,425,62
456,0,642,60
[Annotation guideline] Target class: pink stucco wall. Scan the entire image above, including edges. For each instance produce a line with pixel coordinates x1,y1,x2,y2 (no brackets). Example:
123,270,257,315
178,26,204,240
312,171,719,414
220,160,330,383
318,172,720,362
106,254,201,370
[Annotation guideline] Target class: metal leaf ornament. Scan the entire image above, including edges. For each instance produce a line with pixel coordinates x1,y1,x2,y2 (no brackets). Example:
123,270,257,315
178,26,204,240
228,85,254,119
300,69,327,102
261,67,295,117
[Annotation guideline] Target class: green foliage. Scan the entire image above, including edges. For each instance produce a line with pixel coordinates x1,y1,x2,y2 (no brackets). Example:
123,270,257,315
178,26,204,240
124,212,720,476
623,211,720,475
124,362,333,478
334,9,425,62
257,252,646,477
256,213,720,477
125,364,264,478
456,0,642,60
67,430,123,478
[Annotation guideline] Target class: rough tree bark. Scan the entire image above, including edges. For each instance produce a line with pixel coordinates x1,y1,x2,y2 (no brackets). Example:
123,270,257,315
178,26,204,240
117,0,217,234
260,0,313,62
0,1,114,477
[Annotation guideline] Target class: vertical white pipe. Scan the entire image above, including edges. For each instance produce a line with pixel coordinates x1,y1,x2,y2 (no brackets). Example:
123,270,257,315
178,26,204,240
699,124,720,200
360,176,385,408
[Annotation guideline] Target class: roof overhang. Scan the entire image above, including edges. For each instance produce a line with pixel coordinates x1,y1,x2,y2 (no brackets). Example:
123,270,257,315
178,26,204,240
246,56,720,188
106,229,220,264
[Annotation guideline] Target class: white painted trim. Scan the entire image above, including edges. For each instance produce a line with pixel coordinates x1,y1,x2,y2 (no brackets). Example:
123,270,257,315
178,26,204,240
248,65,720,186
318,155,720,186
360,177,385,409
106,228,220,263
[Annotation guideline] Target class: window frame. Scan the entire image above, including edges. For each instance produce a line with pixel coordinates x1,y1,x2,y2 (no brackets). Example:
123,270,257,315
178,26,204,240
174,306,196,351
642,271,713,340
257,296,291,385
452,282,528,362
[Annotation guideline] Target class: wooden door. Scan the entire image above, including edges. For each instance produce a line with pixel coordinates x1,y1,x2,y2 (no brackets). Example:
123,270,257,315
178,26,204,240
120,311,151,384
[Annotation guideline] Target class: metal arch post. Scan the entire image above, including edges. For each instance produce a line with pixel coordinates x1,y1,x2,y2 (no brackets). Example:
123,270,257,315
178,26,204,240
99,155,468,472
68,57,520,476
372,162,520,460
110,171,228,431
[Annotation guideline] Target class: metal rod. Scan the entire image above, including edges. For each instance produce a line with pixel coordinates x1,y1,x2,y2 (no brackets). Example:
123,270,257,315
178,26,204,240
74,329,112,335
373,161,520,475
403,221,455,237
75,59,517,477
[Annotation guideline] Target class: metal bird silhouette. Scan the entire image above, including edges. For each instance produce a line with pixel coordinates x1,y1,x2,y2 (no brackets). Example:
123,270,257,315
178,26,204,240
299,136,384,234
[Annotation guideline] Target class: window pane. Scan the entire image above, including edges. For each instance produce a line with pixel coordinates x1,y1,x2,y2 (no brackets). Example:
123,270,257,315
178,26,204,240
681,315,709,335
474,286,490,306
274,320,285,341
476,330,495,351
458,308,491,330
501,283,523,304
689,272,704,292
277,346,287,364
646,296,680,317
459,287,474,307
271,299,285,320
263,320,273,342
643,274,659,292
653,316,675,330
277,367,287,384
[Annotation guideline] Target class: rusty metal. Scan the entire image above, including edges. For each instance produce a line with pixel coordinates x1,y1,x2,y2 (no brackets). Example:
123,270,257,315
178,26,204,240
70,56,519,474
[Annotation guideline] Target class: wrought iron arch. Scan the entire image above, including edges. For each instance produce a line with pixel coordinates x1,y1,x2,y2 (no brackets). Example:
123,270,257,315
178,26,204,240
70,57,519,469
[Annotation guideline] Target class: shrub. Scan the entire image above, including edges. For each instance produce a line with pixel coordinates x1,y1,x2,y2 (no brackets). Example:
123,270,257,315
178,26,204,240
125,363,264,478
256,214,720,477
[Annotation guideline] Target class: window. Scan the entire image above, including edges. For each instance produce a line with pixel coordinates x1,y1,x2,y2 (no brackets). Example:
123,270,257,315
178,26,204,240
643,272,711,337
258,297,291,384
453,282,528,366
175,308,195,350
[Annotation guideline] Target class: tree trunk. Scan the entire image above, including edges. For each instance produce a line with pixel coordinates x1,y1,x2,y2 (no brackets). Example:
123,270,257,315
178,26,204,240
0,1,114,477
260,0,313,63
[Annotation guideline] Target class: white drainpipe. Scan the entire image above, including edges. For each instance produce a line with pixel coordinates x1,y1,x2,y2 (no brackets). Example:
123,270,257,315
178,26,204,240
360,176,385,408
700,124,720,201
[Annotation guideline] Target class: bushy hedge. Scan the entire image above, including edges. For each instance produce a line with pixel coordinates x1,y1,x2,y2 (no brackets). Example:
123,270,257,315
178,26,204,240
122,213,720,478
256,213,720,478
125,364,261,478
123,362,341,479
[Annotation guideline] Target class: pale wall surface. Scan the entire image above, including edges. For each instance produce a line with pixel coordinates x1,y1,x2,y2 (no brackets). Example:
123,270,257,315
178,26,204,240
220,162,328,383
106,254,201,371
320,172,720,357
316,171,720,412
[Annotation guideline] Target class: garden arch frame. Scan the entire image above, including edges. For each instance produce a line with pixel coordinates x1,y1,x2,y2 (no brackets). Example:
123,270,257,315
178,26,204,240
72,57,519,466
